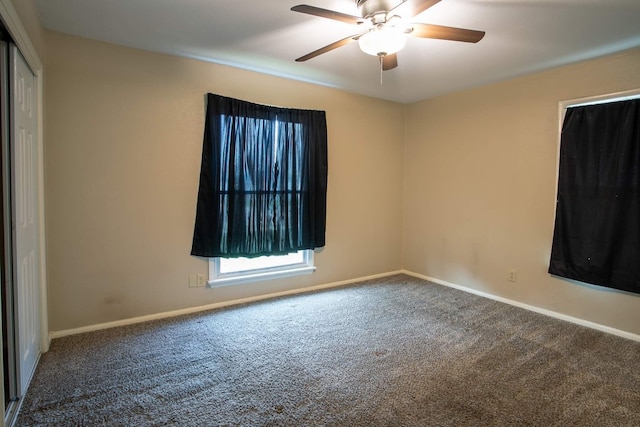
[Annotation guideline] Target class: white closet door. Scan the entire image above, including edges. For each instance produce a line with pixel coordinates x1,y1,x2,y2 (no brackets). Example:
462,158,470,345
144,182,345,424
11,45,40,395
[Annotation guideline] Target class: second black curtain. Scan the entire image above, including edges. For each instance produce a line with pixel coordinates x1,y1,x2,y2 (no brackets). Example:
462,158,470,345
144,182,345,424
549,98,640,294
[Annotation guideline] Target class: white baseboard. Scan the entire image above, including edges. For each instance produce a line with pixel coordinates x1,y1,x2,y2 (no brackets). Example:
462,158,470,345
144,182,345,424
49,270,404,340
402,270,640,343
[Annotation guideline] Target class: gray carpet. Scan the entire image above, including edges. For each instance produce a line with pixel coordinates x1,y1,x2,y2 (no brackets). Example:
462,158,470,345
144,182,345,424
15,275,640,426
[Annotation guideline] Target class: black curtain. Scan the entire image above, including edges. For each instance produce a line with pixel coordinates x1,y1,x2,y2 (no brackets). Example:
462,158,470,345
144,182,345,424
549,98,640,293
191,93,328,258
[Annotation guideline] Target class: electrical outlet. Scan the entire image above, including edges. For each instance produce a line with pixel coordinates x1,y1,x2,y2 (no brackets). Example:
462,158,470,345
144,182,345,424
188,275,197,288
507,269,517,283
197,274,207,287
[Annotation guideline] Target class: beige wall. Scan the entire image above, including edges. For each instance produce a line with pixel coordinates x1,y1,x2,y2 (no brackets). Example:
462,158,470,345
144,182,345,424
44,31,405,331
10,0,45,60
404,47,640,335
43,26,640,335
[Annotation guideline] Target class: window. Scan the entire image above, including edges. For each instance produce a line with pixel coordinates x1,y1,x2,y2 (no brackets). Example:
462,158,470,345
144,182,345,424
209,250,314,287
549,91,640,294
191,94,328,285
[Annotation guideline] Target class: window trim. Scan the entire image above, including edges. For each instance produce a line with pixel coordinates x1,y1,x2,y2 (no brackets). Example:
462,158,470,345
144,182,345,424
208,250,315,287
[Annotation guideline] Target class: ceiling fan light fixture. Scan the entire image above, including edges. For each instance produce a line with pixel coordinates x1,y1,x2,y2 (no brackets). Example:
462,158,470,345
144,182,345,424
358,26,406,57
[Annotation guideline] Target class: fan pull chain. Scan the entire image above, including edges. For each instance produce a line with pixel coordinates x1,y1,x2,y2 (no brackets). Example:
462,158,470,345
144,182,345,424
379,56,383,85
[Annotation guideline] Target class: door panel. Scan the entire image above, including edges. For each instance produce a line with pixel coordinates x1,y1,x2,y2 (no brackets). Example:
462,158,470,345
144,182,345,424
10,46,39,396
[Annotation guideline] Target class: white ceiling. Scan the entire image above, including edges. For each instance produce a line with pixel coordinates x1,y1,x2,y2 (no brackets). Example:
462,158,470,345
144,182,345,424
34,0,640,104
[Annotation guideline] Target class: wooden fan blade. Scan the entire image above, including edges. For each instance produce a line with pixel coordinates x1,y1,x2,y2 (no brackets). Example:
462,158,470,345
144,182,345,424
410,23,485,43
291,5,363,25
382,54,398,71
391,0,441,19
295,34,362,62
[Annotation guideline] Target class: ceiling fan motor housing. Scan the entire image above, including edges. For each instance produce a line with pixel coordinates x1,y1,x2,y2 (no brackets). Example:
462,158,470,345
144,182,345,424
356,0,402,19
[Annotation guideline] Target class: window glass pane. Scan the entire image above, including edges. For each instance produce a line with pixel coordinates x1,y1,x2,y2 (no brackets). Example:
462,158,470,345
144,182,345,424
219,251,305,274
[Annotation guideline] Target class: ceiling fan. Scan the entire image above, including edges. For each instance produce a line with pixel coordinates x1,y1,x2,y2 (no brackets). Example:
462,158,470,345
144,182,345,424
291,0,485,71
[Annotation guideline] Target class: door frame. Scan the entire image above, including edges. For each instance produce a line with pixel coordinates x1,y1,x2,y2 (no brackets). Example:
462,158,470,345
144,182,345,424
0,0,46,351
0,1,46,424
